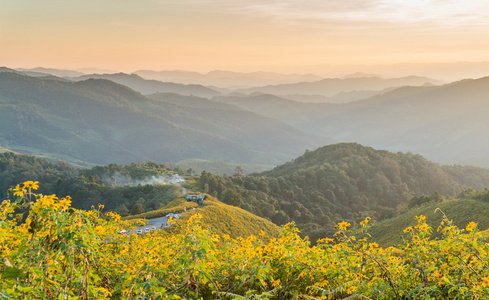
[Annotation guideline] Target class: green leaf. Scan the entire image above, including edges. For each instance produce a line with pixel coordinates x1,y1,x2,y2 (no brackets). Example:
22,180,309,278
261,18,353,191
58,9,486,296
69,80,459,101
3,266,24,279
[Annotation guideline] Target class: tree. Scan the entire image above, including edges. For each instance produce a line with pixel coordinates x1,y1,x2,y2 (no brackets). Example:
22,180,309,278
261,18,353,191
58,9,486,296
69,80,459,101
131,203,144,215
118,204,129,217
233,166,243,177
221,189,243,207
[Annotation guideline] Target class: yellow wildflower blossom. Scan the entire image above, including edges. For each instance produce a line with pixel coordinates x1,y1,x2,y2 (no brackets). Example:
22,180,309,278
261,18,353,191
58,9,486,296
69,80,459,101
24,181,39,190
481,277,489,287
466,222,477,232
419,223,429,231
415,215,426,221
13,185,24,197
317,237,334,243
59,197,72,209
369,242,379,250
360,217,371,226
272,279,281,288
338,221,351,230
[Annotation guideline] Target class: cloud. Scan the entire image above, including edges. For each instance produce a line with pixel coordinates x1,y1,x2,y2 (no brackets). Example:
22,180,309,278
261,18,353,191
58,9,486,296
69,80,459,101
183,0,489,27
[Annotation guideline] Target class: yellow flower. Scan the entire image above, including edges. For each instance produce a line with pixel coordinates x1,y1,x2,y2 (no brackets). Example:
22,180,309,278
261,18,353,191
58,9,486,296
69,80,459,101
13,185,25,197
481,277,489,287
369,242,379,250
24,181,39,190
360,217,371,226
466,222,477,232
41,194,58,208
272,278,281,288
106,211,121,221
415,215,426,222
95,225,105,233
419,223,429,231
59,197,72,206
58,197,72,211
318,237,334,243
338,221,351,230
403,227,413,233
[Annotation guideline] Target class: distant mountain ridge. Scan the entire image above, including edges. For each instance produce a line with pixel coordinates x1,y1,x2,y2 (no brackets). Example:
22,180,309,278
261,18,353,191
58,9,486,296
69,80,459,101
216,76,489,168
134,69,323,88
235,76,443,97
0,72,329,166
72,72,221,98
16,67,85,77
302,76,489,166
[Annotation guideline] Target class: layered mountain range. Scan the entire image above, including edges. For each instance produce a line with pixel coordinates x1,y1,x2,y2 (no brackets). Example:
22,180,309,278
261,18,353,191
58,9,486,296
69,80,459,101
3,66,489,169
215,76,489,167
0,71,329,166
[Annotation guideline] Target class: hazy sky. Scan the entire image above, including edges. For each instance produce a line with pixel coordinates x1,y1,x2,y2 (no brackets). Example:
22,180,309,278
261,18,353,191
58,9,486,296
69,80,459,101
2,0,489,73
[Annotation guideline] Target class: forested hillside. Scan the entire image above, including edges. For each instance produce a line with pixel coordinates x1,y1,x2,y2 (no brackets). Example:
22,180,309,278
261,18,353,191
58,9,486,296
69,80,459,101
0,152,182,214
198,143,489,239
4,143,489,243
217,76,489,167
0,72,328,165
368,191,489,247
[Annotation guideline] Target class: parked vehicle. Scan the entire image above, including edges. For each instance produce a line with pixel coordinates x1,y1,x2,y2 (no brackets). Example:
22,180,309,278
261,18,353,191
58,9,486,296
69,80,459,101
185,193,206,206
144,228,150,233
136,229,142,234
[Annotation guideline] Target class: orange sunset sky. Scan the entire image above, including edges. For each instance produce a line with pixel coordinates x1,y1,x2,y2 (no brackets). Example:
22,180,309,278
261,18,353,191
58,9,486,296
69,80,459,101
2,0,489,76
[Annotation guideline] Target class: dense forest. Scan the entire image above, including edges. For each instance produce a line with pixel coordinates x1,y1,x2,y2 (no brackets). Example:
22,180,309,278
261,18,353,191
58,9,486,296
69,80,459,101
198,143,489,239
3,143,489,241
0,71,327,166
0,152,182,215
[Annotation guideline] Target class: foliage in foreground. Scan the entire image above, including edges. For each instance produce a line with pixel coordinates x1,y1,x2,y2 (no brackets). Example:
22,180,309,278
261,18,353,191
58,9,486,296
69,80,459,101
2,182,489,299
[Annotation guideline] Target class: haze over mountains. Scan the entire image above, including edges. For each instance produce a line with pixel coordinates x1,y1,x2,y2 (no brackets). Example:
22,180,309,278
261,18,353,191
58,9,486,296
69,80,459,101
72,73,222,98
234,76,442,97
134,69,324,89
4,64,489,248
2,66,489,169
215,76,489,167
0,71,329,166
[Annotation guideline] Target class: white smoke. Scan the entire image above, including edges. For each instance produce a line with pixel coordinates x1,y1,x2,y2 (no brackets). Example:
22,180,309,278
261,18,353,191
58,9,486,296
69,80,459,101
101,172,185,187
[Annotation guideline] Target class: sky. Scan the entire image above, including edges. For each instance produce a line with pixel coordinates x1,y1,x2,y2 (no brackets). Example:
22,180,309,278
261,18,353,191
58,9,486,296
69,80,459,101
2,0,489,75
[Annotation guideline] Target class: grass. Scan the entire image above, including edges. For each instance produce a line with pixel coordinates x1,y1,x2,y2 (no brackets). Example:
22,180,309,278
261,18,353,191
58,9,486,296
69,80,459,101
123,197,198,220
368,198,489,247
126,194,280,240
179,197,280,240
